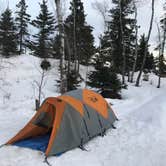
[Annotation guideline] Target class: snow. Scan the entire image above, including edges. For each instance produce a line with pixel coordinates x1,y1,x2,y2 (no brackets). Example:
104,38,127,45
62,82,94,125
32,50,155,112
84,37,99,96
0,55,166,166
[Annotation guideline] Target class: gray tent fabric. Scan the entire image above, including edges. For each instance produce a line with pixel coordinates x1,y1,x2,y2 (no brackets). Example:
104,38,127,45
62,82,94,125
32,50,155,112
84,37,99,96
7,89,117,157
33,112,52,128
65,89,83,101
48,90,117,156
49,104,83,155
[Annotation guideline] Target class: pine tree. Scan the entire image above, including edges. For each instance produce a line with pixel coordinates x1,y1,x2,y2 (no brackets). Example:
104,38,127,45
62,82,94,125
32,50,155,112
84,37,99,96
65,0,95,68
15,0,31,54
136,34,154,72
30,0,55,58
0,8,18,57
106,0,135,74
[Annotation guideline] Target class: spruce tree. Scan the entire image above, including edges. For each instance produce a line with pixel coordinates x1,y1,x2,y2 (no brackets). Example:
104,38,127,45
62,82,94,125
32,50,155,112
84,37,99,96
65,0,95,66
15,0,31,54
52,34,61,59
136,34,154,72
0,8,18,57
99,31,112,63
30,0,55,58
87,37,122,99
106,0,135,73
155,55,166,75
67,69,82,91
87,54,121,99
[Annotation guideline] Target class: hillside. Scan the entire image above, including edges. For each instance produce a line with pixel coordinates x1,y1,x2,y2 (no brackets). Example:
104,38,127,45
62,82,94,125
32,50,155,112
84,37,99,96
0,55,166,166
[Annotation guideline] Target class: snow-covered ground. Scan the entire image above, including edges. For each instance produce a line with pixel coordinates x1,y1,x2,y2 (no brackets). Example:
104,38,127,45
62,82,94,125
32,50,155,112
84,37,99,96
0,55,166,166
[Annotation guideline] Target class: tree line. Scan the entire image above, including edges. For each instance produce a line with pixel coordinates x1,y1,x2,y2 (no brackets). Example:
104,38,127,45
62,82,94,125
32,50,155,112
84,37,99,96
0,0,166,100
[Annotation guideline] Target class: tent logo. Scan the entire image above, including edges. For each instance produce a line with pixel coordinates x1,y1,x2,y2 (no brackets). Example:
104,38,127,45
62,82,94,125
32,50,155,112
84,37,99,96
88,96,98,103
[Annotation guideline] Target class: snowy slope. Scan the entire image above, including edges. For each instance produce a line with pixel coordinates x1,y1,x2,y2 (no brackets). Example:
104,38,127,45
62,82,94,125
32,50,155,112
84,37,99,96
0,55,166,166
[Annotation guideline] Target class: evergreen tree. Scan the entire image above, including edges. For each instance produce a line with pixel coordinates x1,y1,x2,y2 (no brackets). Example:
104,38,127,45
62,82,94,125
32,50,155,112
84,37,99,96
52,34,61,59
98,32,112,63
136,34,154,72
65,0,95,66
67,69,82,91
15,0,31,54
87,44,121,99
106,0,135,73
0,8,18,57
30,0,55,58
155,55,166,75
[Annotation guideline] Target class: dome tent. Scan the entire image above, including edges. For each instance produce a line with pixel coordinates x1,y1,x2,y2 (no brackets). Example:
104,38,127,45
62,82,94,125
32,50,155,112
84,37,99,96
6,89,118,157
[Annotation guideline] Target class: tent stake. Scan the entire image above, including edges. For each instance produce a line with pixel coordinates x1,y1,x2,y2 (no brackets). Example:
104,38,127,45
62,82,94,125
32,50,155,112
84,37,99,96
112,124,117,129
79,145,88,152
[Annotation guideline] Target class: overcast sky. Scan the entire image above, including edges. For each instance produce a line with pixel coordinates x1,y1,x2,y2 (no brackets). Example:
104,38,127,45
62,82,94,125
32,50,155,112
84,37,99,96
0,0,165,52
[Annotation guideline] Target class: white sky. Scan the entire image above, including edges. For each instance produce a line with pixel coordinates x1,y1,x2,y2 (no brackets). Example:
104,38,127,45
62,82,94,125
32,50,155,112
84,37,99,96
0,0,165,52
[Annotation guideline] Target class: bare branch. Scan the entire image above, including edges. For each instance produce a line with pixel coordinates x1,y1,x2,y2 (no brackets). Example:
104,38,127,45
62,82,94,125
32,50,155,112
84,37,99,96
91,0,110,30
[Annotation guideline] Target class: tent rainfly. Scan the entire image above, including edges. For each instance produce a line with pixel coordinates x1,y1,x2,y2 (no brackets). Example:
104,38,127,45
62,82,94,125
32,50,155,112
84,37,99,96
5,89,118,157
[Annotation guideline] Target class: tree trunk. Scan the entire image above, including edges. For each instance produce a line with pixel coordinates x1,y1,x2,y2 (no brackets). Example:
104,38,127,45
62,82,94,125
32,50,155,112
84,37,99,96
19,31,23,54
130,3,139,83
128,71,130,82
65,33,72,75
135,0,155,87
35,99,40,111
157,18,166,88
156,22,162,88
119,0,126,85
55,0,67,94
35,70,45,111
19,19,23,54
64,31,73,91
73,0,78,73
77,53,80,74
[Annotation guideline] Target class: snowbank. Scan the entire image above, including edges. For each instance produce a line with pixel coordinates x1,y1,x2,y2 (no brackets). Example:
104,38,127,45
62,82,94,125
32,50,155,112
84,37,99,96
0,55,166,166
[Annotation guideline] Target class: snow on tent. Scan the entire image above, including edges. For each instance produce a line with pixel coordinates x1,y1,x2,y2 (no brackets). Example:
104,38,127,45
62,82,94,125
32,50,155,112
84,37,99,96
5,89,118,157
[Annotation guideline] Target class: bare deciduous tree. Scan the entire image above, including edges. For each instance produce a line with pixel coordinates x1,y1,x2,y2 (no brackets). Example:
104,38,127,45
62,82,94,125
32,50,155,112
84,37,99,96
33,69,47,110
92,0,109,31
130,2,140,83
33,60,51,110
156,21,162,88
73,0,78,73
54,0,67,94
157,12,166,88
135,0,155,87
119,0,126,85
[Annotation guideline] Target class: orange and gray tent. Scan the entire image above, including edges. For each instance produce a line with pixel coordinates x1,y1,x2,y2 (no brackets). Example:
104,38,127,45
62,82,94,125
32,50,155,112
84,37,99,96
5,89,117,156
